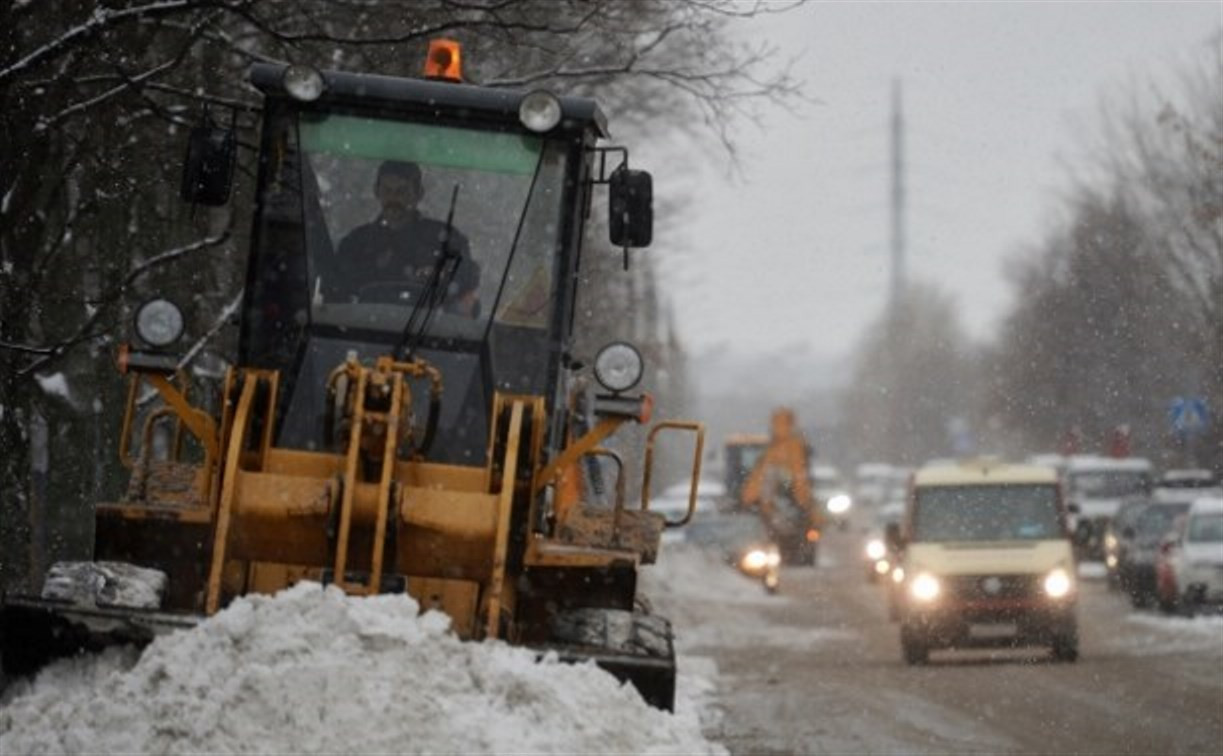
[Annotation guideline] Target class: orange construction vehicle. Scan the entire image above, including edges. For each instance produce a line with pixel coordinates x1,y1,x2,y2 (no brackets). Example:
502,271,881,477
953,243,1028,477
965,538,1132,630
741,408,823,565
0,42,704,710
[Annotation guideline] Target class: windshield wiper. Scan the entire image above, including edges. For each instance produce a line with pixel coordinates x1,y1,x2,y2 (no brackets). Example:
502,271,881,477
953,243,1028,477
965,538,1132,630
395,184,461,360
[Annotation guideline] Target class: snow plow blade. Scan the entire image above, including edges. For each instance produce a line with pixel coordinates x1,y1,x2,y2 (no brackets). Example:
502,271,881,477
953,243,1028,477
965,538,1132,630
555,647,677,712
541,608,677,711
0,595,198,678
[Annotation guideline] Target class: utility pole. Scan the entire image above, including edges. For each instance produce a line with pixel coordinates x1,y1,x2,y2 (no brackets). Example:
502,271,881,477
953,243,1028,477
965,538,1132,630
883,77,908,464
889,78,906,318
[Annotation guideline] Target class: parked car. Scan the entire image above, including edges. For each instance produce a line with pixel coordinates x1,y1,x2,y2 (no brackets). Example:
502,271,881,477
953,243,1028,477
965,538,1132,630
1114,498,1194,607
1064,455,1154,561
1156,496,1223,615
1158,468,1220,490
685,510,782,594
1104,497,1151,589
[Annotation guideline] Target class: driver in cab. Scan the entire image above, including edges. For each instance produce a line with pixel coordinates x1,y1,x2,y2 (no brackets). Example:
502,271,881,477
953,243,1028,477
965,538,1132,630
332,160,479,316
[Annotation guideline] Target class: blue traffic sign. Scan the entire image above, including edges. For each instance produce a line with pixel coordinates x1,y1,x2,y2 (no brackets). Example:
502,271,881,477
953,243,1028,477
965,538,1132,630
1169,396,1209,435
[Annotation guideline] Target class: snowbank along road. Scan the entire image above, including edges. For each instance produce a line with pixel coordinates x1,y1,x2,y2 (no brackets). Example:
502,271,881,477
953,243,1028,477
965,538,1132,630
0,583,720,755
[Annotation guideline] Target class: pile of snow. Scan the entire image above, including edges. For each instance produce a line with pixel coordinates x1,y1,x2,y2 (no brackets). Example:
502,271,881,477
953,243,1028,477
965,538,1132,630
0,583,721,755
41,562,167,609
1112,614,1223,655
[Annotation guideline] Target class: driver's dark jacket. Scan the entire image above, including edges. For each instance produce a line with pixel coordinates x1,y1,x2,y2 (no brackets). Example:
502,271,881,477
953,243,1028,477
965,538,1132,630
328,212,478,301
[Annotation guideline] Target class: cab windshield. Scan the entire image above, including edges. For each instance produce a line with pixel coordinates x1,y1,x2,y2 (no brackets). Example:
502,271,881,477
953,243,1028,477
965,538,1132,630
242,105,573,461
912,484,1063,542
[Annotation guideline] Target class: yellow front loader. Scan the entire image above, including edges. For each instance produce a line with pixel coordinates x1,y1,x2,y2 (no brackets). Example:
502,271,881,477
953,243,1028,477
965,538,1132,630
0,45,703,710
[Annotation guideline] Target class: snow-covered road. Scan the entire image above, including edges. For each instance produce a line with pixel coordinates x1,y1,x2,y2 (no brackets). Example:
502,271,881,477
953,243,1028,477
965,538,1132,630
642,535,1223,754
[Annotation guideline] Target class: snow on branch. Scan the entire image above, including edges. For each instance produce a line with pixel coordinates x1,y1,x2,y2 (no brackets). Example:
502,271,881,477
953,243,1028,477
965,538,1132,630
12,232,230,378
0,1,207,85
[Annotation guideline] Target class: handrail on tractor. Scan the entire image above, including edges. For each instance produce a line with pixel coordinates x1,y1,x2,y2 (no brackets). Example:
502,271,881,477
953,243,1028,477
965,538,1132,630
641,420,706,527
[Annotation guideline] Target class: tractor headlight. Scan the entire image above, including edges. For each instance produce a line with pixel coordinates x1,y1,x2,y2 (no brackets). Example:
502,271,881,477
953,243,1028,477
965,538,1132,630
283,65,326,102
519,90,562,132
134,298,185,348
827,494,852,514
1044,568,1073,598
594,341,643,393
865,539,887,561
910,573,940,602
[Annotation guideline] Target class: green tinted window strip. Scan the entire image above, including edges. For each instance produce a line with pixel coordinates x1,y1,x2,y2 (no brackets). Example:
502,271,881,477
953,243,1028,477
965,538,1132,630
300,114,541,175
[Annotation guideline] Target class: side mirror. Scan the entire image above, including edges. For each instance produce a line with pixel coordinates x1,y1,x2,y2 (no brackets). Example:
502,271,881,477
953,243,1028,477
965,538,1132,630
884,522,904,551
181,124,236,206
609,167,652,248
1072,523,1091,546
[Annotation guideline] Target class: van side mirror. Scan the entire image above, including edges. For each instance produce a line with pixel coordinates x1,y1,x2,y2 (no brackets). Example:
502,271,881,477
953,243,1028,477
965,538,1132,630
609,167,652,248
1072,523,1091,546
181,124,236,206
884,522,904,551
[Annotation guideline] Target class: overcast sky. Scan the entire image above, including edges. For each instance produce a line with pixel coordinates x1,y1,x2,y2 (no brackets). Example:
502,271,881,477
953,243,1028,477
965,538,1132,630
643,1,1220,364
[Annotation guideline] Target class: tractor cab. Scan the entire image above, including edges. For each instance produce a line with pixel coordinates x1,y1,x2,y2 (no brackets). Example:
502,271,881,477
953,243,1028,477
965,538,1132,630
231,60,649,466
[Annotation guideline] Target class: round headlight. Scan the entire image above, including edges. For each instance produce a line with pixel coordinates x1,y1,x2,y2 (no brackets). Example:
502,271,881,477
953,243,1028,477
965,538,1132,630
593,342,643,393
134,298,184,348
283,65,325,102
519,90,562,132
1044,568,1073,598
910,573,940,602
828,494,852,514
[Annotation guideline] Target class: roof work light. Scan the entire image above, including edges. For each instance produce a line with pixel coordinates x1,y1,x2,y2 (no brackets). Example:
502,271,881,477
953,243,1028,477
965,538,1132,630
424,39,463,82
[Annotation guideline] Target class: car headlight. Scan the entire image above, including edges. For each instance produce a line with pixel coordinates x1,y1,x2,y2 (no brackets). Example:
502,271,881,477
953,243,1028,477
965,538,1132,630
910,573,940,602
865,539,887,561
891,566,906,584
282,65,326,102
1104,533,1118,551
765,548,781,568
742,549,769,571
518,90,563,132
134,298,184,348
1044,568,1073,598
827,494,852,514
593,341,644,393
874,559,891,575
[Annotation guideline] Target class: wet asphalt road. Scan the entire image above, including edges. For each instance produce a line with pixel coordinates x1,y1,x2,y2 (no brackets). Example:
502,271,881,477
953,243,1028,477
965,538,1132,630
651,524,1223,755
